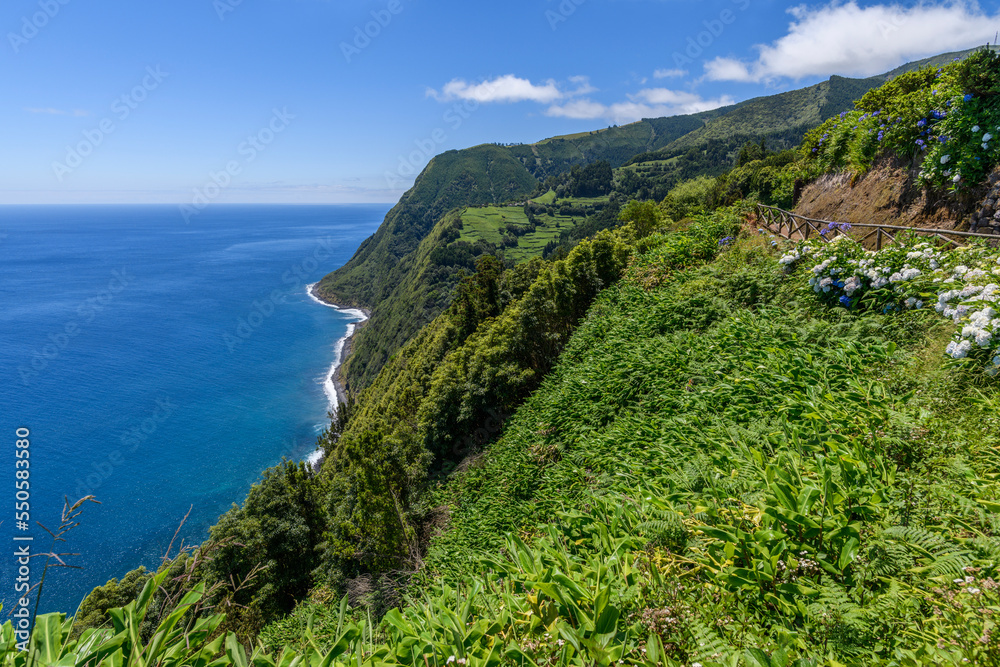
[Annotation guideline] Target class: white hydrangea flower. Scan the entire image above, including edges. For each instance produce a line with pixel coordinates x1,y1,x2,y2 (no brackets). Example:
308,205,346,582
947,339,972,359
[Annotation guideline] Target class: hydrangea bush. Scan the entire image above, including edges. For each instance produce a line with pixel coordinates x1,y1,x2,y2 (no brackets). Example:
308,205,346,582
801,47,1000,192
779,234,1000,375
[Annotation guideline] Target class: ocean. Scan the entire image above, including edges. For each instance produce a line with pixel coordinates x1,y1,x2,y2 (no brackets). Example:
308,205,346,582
0,204,386,615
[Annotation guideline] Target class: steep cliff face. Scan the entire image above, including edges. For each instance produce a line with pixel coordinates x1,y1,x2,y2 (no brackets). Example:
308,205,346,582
793,155,984,231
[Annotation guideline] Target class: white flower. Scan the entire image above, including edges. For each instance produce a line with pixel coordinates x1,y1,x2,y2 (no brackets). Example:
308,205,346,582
940,154,951,164
983,143,990,150
969,587,982,594
954,173,962,183
947,339,972,359
973,125,981,133
985,133,994,142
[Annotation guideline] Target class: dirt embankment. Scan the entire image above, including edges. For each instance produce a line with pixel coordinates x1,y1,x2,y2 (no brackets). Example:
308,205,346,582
793,155,998,233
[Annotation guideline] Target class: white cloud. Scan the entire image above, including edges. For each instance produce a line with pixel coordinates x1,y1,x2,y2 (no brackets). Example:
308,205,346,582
547,89,735,124
653,68,688,79
427,74,593,104
703,58,756,83
429,74,732,124
705,1,1000,83
544,99,609,120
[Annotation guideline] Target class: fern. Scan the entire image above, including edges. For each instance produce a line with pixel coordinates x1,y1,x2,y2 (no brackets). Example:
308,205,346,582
687,618,732,664
925,551,976,578
883,525,954,559
638,508,688,551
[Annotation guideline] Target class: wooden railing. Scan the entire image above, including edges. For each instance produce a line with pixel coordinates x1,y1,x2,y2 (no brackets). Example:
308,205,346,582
754,203,998,250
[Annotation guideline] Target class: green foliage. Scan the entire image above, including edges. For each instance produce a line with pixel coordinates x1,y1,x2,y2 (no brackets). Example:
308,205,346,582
714,150,803,209
662,175,716,220
780,235,1000,376
313,228,634,590
316,59,935,393
73,567,151,638
404,217,1000,664
204,460,331,637
802,46,1000,190
26,202,1000,665
617,200,664,238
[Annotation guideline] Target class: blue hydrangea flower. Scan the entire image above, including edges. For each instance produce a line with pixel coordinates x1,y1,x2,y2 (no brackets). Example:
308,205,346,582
840,295,851,307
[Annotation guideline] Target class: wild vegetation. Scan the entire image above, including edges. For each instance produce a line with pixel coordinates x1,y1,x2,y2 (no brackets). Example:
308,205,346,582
316,51,978,392
14,45,1000,667
800,48,1000,189
18,211,1000,665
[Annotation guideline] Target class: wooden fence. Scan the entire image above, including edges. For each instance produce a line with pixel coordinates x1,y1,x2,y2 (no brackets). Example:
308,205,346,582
754,203,998,250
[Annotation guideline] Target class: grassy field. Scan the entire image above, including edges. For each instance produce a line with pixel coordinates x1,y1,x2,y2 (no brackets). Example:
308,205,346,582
530,189,557,204
560,194,611,206
458,205,589,262
618,158,679,174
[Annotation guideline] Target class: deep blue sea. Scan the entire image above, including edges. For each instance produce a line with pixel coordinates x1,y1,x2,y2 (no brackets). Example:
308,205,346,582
0,204,386,615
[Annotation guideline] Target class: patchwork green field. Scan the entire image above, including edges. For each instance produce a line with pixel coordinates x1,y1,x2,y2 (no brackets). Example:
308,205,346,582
531,190,557,205
458,205,591,262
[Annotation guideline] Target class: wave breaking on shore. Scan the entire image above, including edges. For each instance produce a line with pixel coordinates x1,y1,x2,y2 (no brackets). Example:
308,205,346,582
306,283,369,412
305,282,369,472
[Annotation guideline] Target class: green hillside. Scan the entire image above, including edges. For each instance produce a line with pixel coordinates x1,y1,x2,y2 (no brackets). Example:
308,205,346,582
49,211,1000,666
18,48,1000,667
314,144,536,310
505,112,729,181
318,50,995,393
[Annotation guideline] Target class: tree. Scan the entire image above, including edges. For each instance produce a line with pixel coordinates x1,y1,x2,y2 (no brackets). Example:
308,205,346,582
618,200,663,238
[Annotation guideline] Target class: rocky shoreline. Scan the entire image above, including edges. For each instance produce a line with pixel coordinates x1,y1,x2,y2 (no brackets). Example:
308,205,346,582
306,282,370,411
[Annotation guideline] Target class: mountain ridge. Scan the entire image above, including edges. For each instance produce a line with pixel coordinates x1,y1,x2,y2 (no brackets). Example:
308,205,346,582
316,46,989,391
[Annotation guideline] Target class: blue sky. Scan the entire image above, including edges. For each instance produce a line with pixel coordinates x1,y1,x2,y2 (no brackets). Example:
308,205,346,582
2,0,999,204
